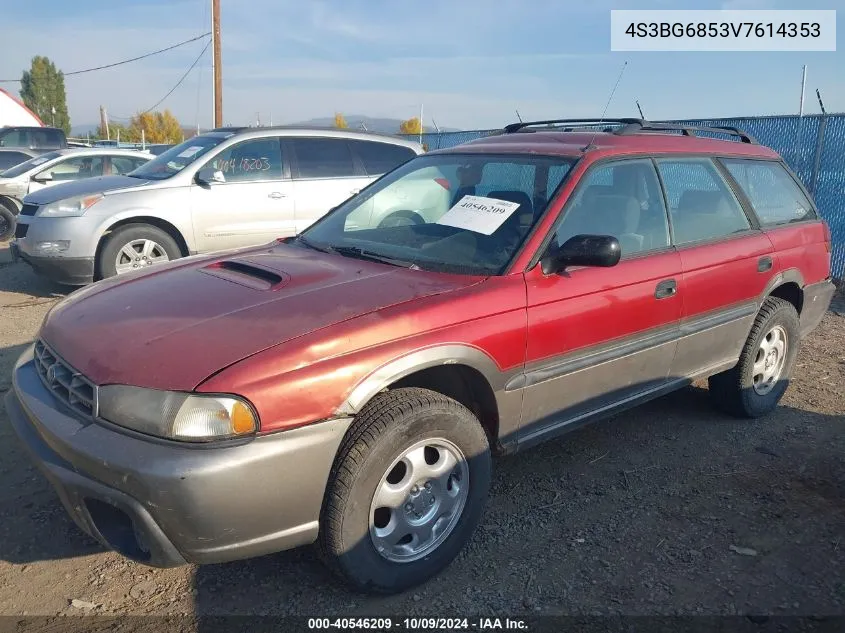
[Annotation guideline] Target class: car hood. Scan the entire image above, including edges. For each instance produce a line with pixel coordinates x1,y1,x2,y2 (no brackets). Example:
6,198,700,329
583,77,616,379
40,243,482,391
24,175,150,205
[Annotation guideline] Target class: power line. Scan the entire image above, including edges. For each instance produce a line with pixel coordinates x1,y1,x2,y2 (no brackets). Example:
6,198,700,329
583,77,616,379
0,32,211,82
139,40,211,114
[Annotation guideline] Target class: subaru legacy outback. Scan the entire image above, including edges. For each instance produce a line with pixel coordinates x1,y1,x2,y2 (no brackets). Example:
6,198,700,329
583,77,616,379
6,118,834,593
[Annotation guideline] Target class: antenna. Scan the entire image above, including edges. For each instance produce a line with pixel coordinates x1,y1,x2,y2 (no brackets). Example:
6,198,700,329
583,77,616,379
816,88,826,115
515,109,523,123
635,99,645,119
583,61,629,151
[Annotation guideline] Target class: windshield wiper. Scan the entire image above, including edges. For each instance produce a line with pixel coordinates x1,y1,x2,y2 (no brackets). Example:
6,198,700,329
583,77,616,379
331,246,417,268
295,236,416,268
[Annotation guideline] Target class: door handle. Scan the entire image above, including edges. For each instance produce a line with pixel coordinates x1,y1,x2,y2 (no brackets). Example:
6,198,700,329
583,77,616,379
268,192,286,199
758,256,773,272
655,279,677,300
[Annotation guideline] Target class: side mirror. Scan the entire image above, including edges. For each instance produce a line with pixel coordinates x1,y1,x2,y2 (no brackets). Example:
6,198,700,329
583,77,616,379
195,167,225,186
32,172,53,184
540,234,621,275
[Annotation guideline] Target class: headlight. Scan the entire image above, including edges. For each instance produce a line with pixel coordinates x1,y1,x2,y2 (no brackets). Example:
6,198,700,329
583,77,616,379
38,193,103,217
98,385,258,442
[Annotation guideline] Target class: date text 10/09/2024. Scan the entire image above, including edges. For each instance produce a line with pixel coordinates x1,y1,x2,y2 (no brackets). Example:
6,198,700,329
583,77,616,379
307,617,529,630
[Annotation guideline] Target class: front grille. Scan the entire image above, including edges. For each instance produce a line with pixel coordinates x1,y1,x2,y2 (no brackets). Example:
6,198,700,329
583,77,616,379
33,339,98,419
14,223,28,238
20,203,38,216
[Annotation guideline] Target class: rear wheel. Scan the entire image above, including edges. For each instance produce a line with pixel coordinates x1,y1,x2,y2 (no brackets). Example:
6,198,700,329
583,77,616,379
708,297,800,418
0,200,15,241
318,387,491,594
98,224,182,279
378,210,423,228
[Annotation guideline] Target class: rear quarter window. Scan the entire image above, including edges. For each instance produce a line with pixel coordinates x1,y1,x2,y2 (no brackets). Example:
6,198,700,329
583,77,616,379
349,140,416,176
722,159,816,226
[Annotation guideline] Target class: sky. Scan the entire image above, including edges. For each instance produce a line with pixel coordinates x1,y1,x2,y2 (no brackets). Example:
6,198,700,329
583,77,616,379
0,0,843,132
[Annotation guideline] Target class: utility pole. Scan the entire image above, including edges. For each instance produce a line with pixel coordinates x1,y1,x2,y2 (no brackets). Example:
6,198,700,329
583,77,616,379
100,105,110,141
211,0,223,128
419,103,424,144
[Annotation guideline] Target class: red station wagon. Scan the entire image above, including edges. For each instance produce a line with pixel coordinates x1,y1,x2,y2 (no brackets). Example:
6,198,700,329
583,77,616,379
6,119,835,593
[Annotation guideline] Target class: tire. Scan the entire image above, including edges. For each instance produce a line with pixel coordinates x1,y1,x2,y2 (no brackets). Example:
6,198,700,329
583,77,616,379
318,387,491,594
708,296,800,418
378,210,424,228
0,204,15,242
98,224,182,279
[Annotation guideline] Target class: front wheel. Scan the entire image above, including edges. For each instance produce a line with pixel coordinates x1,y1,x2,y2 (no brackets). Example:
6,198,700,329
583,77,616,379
708,296,800,418
318,388,491,594
98,224,182,279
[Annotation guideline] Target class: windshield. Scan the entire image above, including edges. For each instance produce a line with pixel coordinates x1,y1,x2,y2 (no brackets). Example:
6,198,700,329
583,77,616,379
128,134,230,180
0,151,61,178
299,153,575,275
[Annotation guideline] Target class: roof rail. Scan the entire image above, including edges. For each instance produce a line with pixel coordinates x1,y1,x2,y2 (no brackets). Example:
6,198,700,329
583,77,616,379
616,121,758,144
502,117,758,144
502,118,643,134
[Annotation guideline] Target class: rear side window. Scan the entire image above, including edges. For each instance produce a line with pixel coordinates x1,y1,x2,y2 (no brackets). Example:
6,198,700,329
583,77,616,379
722,159,815,226
349,140,415,176
111,156,149,175
293,138,356,179
656,158,750,245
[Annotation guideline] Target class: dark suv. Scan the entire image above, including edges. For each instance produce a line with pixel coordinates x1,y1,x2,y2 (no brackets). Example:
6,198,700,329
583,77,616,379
5,118,834,594
0,126,67,151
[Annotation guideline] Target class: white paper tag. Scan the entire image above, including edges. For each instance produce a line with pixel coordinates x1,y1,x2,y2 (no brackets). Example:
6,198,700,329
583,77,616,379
177,146,203,158
436,195,522,235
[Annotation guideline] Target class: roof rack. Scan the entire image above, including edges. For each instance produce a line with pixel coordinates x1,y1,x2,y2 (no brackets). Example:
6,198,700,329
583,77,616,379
502,118,643,134
502,118,758,144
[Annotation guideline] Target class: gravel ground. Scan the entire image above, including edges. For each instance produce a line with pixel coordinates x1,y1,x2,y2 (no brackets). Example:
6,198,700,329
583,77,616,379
0,242,843,619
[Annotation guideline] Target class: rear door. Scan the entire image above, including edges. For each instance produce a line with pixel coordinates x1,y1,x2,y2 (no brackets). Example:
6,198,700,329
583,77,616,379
521,158,683,443
288,137,370,232
30,154,106,192
189,136,296,252
656,156,775,378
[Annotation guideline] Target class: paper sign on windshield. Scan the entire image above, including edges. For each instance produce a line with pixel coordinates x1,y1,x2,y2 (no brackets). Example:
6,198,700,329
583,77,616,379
177,146,203,159
436,195,522,235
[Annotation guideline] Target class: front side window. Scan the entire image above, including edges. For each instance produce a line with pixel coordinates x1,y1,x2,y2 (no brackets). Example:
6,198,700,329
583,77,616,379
298,154,575,275
293,138,356,179
722,159,814,226
128,133,230,180
554,159,670,257
203,138,283,182
656,158,750,245
39,155,105,181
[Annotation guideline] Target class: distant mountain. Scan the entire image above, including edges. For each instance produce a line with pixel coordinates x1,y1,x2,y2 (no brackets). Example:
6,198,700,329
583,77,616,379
290,115,460,135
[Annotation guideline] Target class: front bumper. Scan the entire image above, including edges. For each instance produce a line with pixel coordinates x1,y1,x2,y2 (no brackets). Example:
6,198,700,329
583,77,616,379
5,345,351,567
799,278,836,337
16,249,95,285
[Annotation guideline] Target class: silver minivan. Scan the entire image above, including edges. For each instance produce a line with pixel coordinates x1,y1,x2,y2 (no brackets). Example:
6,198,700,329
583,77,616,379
12,128,423,284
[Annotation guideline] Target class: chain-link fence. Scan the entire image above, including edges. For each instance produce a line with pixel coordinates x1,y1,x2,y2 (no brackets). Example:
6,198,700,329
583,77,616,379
402,113,845,276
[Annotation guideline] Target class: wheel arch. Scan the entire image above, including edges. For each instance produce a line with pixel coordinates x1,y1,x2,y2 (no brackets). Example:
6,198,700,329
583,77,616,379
760,268,805,316
95,216,190,272
337,345,510,448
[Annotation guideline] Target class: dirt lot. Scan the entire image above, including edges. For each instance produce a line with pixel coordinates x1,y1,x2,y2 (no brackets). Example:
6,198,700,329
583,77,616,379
0,242,843,619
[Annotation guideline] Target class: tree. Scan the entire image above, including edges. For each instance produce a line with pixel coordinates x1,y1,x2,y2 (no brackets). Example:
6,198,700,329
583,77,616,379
20,56,71,134
334,112,348,129
94,122,133,142
128,110,183,143
399,117,423,135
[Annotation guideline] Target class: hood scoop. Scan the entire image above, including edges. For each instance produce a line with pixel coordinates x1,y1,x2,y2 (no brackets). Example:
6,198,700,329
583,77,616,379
199,259,289,291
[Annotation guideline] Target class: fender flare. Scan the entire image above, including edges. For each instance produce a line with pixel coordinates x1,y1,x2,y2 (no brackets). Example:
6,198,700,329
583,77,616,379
336,344,506,416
